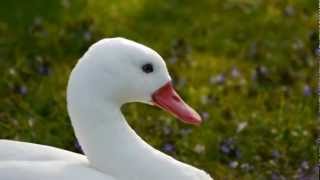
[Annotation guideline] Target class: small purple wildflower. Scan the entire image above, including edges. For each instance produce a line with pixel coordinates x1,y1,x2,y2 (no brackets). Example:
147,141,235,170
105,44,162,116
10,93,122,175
163,143,175,153
300,161,309,170
219,138,241,159
14,85,28,96
201,112,210,120
252,65,269,83
210,74,225,85
271,172,285,180
38,64,51,76
231,67,241,78
315,48,320,57
162,126,171,135
303,85,312,96
271,150,281,159
220,143,231,154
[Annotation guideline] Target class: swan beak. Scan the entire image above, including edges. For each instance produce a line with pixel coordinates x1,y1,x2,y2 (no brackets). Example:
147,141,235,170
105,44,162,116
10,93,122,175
151,82,202,125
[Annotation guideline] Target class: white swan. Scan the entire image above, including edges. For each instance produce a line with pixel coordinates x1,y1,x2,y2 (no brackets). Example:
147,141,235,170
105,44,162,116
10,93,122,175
0,38,213,180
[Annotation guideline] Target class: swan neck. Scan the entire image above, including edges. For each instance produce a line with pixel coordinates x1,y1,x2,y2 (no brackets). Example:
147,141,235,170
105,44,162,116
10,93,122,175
68,98,154,177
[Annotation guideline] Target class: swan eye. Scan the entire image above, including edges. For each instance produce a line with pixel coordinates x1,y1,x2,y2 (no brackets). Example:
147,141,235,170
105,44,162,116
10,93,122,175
142,63,154,73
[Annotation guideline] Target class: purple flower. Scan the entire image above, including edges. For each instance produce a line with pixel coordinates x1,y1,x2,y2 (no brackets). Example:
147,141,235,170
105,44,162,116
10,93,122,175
303,85,312,96
162,126,171,135
271,150,281,159
231,67,241,78
162,143,175,153
271,172,285,180
210,74,225,85
19,86,28,95
300,161,309,170
201,112,210,120
219,138,241,159
14,85,28,96
38,64,51,76
35,56,51,76
220,143,231,154
315,48,320,57
252,65,269,83
296,167,314,180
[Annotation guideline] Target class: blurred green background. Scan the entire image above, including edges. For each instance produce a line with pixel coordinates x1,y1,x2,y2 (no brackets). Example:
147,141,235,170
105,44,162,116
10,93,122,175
0,0,317,179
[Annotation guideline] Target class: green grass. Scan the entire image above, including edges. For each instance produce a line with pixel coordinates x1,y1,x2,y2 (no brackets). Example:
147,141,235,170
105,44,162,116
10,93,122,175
0,0,317,179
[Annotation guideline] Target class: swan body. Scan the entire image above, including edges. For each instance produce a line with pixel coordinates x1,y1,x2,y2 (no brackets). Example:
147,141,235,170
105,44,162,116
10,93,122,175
0,140,114,180
0,38,213,180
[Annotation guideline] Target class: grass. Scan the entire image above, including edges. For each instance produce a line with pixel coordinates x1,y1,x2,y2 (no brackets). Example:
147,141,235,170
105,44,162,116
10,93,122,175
0,0,317,179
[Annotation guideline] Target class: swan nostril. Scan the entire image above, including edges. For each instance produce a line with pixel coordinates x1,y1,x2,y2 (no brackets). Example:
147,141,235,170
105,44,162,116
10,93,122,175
172,95,180,102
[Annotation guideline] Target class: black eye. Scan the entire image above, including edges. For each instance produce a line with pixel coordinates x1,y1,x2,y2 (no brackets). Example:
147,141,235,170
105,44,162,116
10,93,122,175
142,63,154,73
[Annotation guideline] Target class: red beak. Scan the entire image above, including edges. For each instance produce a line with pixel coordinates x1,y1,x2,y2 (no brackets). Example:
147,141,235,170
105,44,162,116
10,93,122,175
152,82,202,125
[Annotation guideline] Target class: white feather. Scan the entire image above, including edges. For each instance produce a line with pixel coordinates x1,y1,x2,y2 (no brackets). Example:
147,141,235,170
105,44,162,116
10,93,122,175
0,38,213,180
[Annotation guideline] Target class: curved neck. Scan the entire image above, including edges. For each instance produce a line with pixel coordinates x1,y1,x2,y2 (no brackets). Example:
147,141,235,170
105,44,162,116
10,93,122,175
67,93,195,180
66,63,192,179
68,98,147,175
67,89,188,180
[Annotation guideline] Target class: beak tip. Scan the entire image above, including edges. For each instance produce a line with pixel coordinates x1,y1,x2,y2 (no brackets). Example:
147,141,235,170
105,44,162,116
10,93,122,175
192,117,203,125
182,112,202,125
152,81,204,126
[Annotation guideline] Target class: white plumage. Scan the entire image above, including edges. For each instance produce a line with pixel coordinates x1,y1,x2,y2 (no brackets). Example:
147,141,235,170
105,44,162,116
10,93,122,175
0,38,213,180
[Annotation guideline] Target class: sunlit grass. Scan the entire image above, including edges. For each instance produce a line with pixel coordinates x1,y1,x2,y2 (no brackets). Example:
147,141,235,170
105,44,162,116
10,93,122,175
0,0,317,179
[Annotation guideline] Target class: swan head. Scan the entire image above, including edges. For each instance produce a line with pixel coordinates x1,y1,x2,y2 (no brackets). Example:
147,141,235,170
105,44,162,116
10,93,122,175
68,37,201,125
